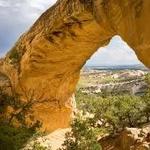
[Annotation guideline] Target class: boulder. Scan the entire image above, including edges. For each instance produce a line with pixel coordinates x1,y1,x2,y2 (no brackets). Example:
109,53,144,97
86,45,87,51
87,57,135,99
99,125,150,150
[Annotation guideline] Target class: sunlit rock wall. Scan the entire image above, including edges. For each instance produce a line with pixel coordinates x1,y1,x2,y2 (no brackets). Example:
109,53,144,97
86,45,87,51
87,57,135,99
0,0,150,132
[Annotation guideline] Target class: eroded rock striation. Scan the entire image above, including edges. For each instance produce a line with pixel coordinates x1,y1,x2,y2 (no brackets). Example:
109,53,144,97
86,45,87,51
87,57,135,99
0,0,150,132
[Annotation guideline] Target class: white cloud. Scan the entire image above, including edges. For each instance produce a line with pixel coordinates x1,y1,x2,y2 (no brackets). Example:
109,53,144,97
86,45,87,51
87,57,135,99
0,0,57,54
28,0,56,10
0,0,57,23
0,1,10,7
86,36,141,66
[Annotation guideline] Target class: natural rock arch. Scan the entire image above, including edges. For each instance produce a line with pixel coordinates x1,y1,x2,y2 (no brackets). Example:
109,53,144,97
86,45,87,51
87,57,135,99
1,0,150,132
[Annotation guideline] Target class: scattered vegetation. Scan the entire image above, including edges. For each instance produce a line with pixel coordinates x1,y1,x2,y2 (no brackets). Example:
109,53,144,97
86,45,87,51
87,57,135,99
32,141,49,150
0,72,149,150
59,116,102,150
78,70,142,89
0,87,43,150
8,49,21,64
61,73,150,150
76,91,150,132
0,125,36,150
0,87,42,128
145,73,150,85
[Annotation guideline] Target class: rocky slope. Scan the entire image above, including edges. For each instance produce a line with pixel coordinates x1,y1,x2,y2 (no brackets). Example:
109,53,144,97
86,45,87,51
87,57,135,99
22,124,150,150
0,0,150,132
99,124,150,150
23,128,71,150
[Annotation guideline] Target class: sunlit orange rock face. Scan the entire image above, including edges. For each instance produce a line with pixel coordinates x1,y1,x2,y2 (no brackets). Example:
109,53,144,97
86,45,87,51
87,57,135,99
0,0,150,132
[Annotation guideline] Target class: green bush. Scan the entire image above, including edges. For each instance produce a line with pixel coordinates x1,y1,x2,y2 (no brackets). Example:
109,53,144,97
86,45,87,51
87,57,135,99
75,90,150,133
8,49,20,64
98,95,144,132
32,141,49,150
59,115,102,150
0,88,43,150
145,73,150,85
0,125,35,150
141,89,150,122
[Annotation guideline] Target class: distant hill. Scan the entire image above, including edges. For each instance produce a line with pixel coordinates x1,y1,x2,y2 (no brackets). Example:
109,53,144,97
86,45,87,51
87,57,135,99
84,64,149,71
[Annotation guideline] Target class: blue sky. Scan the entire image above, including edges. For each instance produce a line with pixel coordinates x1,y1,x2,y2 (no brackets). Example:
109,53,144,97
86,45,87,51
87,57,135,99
0,0,142,66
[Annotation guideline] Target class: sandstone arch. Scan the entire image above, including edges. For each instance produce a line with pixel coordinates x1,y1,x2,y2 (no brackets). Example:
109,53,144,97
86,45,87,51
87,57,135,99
1,0,150,132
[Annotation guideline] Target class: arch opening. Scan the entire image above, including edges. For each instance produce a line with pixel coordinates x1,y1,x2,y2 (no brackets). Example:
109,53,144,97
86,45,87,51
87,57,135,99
77,35,149,97
86,35,144,66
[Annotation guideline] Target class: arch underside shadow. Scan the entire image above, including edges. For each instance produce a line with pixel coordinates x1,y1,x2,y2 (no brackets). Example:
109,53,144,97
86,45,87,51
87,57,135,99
1,0,150,132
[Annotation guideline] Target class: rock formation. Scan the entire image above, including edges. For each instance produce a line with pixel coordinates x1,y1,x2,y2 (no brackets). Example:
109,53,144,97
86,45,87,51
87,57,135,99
99,124,150,150
0,0,150,132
